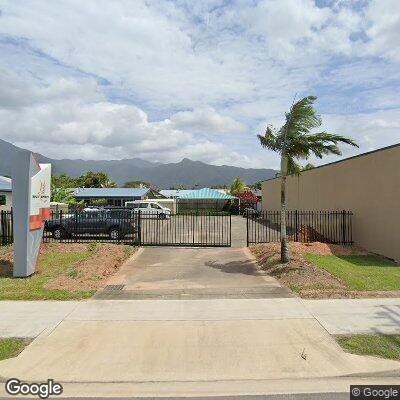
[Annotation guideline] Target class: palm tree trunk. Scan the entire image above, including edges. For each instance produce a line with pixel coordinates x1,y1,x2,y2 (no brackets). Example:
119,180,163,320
280,158,290,263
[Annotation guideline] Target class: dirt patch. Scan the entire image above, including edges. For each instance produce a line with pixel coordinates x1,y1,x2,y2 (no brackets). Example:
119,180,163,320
279,242,369,256
0,242,135,291
250,242,393,299
0,245,13,277
44,244,135,291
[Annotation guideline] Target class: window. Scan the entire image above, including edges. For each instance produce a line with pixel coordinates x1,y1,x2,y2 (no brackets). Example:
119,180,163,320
0,195,5,206
139,203,149,209
150,203,161,209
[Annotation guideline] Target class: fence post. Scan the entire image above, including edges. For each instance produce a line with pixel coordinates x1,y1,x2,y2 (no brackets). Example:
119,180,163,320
246,212,249,247
342,209,346,245
229,213,232,247
0,210,3,246
192,212,195,245
74,210,78,243
295,210,298,242
138,210,142,245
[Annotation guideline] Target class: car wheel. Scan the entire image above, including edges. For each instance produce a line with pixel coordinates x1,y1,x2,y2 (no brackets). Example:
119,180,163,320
109,228,120,240
159,213,166,220
53,227,65,240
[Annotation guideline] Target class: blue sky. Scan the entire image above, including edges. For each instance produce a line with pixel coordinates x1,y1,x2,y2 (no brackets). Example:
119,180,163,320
0,0,399,169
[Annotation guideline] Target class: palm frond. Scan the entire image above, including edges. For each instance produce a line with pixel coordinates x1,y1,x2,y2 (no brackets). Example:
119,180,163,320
283,96,322,136
257,125,280,152
287,157,302,176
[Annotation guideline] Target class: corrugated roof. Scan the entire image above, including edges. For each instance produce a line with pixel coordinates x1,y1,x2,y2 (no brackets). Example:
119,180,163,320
73,187,150,198
179,188,236,200
0,176,12,192
160,189,194,198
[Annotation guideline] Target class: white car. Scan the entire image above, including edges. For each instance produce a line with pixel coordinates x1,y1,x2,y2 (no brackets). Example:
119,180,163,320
125,201,171,219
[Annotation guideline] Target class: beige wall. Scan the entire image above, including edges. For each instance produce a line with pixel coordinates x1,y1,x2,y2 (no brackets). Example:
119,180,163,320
0,191,12,211
262,145,400,262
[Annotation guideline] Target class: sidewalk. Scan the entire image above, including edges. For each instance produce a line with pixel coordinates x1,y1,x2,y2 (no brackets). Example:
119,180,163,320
1,298,400,338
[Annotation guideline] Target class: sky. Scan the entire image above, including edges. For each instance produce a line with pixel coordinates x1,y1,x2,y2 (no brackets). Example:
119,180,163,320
0,0,399,169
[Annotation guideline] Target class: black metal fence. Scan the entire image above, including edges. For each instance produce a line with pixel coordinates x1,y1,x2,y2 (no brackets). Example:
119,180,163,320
1,209,231,247
0,210,13,246
140,211,231,247
247,210,353,246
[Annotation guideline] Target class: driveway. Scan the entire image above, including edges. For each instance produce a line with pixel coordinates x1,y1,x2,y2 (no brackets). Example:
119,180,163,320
94,246,293,299
1,246,400,398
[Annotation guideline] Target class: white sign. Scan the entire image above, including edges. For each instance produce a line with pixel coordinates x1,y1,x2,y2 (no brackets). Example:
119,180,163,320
29,163,51,230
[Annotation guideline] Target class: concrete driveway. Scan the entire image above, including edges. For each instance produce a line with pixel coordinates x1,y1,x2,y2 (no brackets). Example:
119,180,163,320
1,245,399,398
95,246,293,299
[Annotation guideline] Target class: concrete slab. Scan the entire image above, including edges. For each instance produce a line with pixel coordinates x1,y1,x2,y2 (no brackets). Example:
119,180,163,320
96,246,292,300
0,301,79,338
302,299,400,335
68,299,312,321
0,319,399,383
231,215,248,248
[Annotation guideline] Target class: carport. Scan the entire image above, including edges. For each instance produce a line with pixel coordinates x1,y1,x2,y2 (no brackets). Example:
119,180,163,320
177,188,236,212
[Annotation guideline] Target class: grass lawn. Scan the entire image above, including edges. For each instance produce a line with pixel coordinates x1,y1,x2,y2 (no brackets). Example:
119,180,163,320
0,243,135,300
305,254,400,291
0,338,29,361
337,335,400,360
0,248,94,300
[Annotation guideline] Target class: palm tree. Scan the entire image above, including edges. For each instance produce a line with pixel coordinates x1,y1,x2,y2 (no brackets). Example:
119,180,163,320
230,177,248,195
258,96,358,263
303,162,315,171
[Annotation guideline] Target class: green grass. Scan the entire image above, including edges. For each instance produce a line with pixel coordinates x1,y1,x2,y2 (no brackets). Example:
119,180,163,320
305,254,400,291
337,335,400,360
0,338,29,361
0,249,95,300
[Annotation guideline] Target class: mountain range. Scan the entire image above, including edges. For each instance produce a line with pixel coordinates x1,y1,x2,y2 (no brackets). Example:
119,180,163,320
0,139,277,188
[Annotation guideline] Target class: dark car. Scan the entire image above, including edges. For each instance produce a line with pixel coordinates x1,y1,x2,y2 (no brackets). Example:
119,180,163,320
242,208,260,218
45,209,137,240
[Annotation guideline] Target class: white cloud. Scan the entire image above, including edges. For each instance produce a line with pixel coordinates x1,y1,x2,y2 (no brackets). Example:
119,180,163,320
0,0,398,169
0,73,253,166
168,108,245,134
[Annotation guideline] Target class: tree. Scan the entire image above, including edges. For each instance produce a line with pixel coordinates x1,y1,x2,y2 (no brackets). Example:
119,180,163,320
230,177,248,195
236,191,258,210
51,187,78,204
303,163,314,171
257,95,358,263
123,180,150,188
249,181,262,190
76,171,116,188
52,174,78,189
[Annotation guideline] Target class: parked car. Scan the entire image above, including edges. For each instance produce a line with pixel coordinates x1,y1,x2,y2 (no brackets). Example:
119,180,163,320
242,208,260,218
45,208,137,240
125,201,171,219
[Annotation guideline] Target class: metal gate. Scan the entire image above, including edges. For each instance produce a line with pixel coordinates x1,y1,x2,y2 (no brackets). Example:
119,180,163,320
139,212,231,247
3,210,232,248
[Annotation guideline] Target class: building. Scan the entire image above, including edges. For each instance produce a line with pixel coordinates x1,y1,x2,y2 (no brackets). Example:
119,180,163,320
159,189,195,199
178,188,236,211
261,143,400,262
0,176,12,211
72,187,164,206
